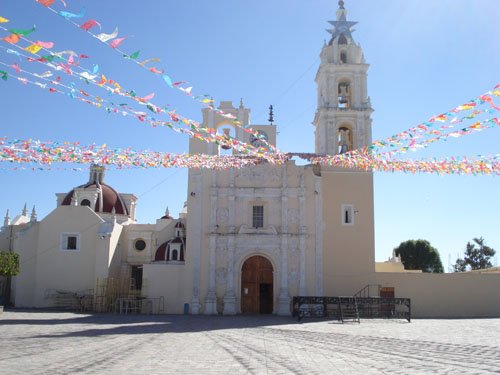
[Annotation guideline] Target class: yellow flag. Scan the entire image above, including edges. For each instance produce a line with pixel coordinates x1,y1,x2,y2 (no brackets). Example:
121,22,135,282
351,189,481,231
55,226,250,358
24,44,42,54
0,16,9,23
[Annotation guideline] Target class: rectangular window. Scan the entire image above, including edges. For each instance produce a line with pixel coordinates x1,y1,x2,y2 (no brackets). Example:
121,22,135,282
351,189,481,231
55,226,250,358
67,236,77,250
342,204,354,225
61,233,80,251
252,205,264,228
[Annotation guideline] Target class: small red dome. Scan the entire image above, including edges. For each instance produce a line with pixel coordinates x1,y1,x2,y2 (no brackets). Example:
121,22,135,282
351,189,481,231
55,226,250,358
155,242,168,261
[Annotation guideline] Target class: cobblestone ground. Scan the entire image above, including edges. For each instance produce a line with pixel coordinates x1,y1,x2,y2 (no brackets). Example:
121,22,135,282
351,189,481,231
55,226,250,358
1,311,500,374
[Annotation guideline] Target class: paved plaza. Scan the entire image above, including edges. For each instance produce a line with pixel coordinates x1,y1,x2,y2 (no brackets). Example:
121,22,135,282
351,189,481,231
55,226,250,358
1,310,500,374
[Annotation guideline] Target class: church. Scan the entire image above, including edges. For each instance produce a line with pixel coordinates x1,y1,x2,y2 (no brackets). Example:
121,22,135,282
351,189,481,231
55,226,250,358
1,1,499,318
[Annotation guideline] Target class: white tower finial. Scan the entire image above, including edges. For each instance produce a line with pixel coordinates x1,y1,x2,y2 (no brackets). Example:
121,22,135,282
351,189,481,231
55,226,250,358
165,206,170,217
30,206,37,223
3,209,10,227
22,203,28,216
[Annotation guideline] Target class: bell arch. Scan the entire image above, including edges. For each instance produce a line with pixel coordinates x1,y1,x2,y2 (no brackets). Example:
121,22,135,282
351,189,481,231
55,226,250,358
216,123,236,156
337,124,353,154
337,79,351,108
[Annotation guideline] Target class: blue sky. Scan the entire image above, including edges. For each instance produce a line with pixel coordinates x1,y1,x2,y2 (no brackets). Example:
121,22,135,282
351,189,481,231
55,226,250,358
1,0,499,270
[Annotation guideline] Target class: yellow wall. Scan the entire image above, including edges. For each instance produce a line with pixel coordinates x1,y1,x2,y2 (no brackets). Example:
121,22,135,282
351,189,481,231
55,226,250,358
143,263,193,314
321,166,375,295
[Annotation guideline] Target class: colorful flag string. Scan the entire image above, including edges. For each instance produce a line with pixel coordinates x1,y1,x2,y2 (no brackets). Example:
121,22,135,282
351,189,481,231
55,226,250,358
33,1,278,153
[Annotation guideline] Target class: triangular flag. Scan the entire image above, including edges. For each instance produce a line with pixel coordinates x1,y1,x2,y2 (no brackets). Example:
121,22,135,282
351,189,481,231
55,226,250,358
36,0,55,6
0,16,9,23
110,37,127,49
2,34,20,44
8,26,36,36
96,27,118,42
24,44,43,54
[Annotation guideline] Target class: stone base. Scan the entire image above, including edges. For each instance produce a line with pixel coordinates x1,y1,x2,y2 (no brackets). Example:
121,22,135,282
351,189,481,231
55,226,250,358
277,295,291,316
204,292,217,315
190,297,201,315
223,295,237,315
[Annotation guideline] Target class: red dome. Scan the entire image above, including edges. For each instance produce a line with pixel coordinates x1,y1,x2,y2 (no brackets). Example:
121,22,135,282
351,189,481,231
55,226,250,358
61,182,129,215
155,242,168,261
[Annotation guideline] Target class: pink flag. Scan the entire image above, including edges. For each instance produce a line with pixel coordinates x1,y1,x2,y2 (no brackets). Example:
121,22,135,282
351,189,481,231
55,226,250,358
35,40,54,49
80,20,101,32
110,37,127,49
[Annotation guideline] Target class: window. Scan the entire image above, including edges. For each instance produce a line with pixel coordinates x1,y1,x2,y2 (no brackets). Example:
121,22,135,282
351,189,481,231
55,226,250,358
80,199,91,207
134,239,146,251
342,205,354,225
338,82,350,108
67,236,77,249
131,265,143,290
252,205,264,228
61,233,80,251
172,249,178,261
337,126,352,154
340,51,347,63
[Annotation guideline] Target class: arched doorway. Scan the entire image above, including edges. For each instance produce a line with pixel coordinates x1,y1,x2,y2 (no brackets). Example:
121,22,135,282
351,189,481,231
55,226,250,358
241,255,274,314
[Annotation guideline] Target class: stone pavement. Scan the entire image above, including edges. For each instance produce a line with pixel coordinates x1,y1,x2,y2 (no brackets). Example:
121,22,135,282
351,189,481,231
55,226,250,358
1,311,500,374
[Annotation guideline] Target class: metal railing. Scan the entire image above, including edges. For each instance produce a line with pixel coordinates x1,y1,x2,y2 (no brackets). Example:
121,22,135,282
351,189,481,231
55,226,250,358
292,296,411,323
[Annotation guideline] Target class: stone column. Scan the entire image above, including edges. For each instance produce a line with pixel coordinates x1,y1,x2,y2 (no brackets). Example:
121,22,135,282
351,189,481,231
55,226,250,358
204,172,218,314
190,174,202,314
277,165,291,315
223,181,237,314
223,234,236,314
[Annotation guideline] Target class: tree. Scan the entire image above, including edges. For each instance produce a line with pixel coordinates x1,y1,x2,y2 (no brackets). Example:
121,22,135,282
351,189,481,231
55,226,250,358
453,237,496,272
394,239,444,273
0,251,20,306
0,251,20,276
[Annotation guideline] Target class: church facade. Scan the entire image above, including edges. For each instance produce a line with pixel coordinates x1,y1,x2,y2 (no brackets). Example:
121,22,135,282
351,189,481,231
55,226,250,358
2,2,500,317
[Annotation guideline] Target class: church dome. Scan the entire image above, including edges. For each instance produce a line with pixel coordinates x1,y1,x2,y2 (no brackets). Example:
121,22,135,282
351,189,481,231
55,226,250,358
160,207,173,220
61,183,129,215
174,221,185,228
154,242,168,261
61,164,129,216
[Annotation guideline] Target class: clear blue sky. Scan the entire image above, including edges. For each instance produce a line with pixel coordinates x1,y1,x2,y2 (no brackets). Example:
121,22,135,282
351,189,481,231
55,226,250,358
1,0,499,270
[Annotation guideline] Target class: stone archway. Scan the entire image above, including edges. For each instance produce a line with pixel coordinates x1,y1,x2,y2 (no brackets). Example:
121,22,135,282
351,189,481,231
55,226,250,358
241,255,274,314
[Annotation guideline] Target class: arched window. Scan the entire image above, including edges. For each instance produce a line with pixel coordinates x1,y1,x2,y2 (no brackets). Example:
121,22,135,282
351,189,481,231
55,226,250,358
80,199,91,207
337,126,352,154
340,51,347,64
218,126,235,156
338,82,350,108
172,249,178,261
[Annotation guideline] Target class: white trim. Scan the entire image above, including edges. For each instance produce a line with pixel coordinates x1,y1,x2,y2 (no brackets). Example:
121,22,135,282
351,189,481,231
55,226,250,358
341,204,355,225
60,232,80,252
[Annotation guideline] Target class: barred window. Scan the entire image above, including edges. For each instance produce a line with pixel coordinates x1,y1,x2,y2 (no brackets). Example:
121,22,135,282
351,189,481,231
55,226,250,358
252,205,264,228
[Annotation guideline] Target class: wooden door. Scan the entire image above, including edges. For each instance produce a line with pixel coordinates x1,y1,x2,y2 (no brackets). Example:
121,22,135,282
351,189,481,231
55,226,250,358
241,256,273,314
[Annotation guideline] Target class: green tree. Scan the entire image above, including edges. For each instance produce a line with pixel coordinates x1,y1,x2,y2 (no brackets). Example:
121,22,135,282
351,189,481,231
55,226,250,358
0,251,20,276
0,251,20,306
394,239,444,273
453,237,496,272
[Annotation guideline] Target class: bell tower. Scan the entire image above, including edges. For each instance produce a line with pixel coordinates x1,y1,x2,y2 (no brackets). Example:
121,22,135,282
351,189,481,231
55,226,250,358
313,0,373,155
